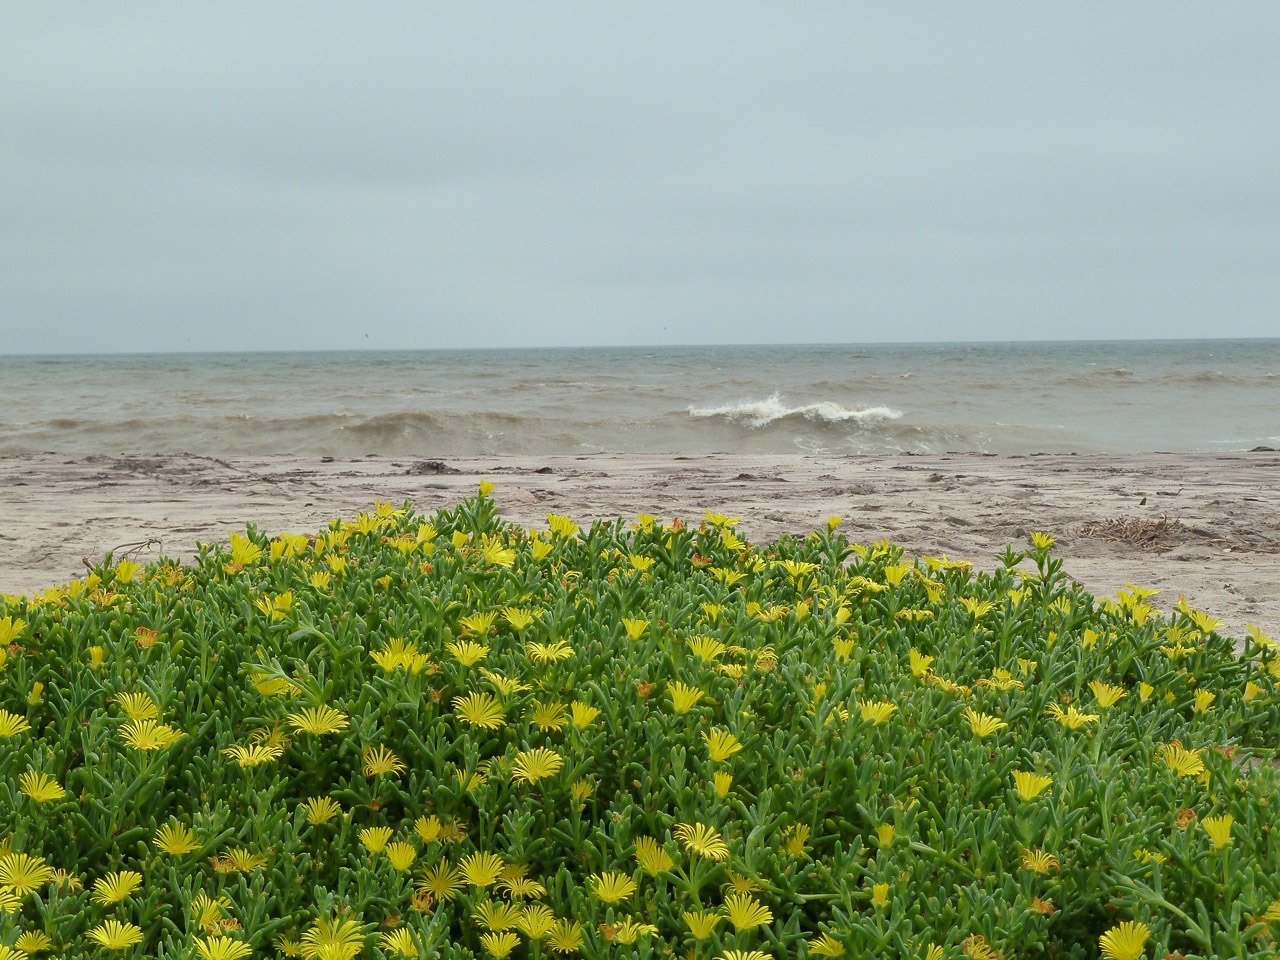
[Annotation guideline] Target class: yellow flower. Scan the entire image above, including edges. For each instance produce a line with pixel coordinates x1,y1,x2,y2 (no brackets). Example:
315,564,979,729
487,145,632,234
385,842,417,872
301,797,341,825
416,861,463,901
286,705,349,735
362,745,405,778
634,836,675,876
15,931,53,954
0,853,53,896
114,692,160,722
478,480,495,497
1089,680,1127,708
786,824,811,857
1161,743,1206,778
473,900,524,931
569,702,599,728
120,718,183,750
1193,689,1216,713
870,883,889,908
379,931,417,959
547,513,580,538
622,618,649,641
529,700,568,731
674,822,730,861
154,822,200,854
807,933,845,957
1013,771,1053,800
480,932,520,958
447,640,490,667
668,682,705,713
547,920,583,954
722,892,773,930
217,847,267,872
590,871,637,903
876,824,896,847
300,916,366,960
91,870,142,905
1029,531,1055,550
1099,920,1150,960
963,708,1007,739
0,616,26,645
527,640,574,664
359,827,393,853
1046,703,1099,730
461,852,506,888
481,540,516,568
516,904,556,938
1019,849,1059,874
453,691,507,729
714,771,734,798
1202,814,1233,849
704,728,744,762
688,635,727,661
87,921,144,950
859,701,897,725
0,710,33,738
18,772,66,803
195,937,253,960
909,649,934,678
683,911,722,940
719,952,769,960
223,743,284,767
512,747,564,785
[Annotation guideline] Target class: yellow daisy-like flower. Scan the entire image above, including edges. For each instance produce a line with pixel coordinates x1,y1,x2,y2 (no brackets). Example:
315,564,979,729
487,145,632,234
589,871,637,903
673,822,730,861
120,719,184,750
18,772,66,803
0,853,54,895
1099,920,1150,960
473,900,524,932
223,743,284,767
300,916,365,960
286,705,349,736
447,639,490,667
1046,703,1100,730
114,692,160,722
807,934,845,957
546,920,582,955
668,681,705,713
634,836,675,876
1012,771,1053,800
517,903,556,938
359,827,393,854
460,852,506,888
512,747,564,785
858,700,898,725
722,892,773,930
478,931,519,959
301,797,341,825
1161,743,1206,778
703,728,744,762
569,702,600,728
621,618,649,641
683,911,722,941
526,640,574,665
962,708,1007,739
1019,849,1060,874
13,932,50,955
91,870,143,905
1089,680,1128,708
0,710,33,738
154,822,201,854
718,952,770,960
86,920,144,950
453,691,507,730
384,842,417,872
1202,814,1233,849
379,930,417,959
195,937,253,960
362,745,405,778
416,860,463,901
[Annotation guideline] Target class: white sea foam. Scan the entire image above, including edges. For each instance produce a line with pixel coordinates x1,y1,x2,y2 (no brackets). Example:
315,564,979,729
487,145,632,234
687,394,903,428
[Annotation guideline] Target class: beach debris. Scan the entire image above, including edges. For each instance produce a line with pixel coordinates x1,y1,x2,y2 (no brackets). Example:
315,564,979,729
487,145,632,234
1077,515,1182,550
406,460,460,475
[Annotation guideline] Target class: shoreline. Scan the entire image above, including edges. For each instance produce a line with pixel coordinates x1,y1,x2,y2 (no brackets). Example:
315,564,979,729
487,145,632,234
1,451,1276,637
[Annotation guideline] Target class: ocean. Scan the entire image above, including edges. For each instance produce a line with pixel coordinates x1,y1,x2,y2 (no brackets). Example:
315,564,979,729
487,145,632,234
2,340,1277,457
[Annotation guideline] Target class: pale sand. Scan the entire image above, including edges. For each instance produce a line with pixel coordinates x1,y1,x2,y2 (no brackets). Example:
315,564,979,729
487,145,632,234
1,452,1276,638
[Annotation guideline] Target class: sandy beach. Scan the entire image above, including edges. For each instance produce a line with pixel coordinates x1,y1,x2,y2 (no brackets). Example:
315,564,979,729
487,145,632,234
1,451,1276,638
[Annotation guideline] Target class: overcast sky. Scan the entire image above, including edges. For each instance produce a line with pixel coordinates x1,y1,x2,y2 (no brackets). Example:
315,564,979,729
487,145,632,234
3,4,1277,353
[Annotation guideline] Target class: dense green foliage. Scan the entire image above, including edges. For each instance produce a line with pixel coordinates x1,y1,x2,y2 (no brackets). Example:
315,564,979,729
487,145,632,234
2,488,1279,960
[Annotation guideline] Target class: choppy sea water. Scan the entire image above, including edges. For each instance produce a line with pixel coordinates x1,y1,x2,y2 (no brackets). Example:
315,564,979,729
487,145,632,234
2,341,1277,456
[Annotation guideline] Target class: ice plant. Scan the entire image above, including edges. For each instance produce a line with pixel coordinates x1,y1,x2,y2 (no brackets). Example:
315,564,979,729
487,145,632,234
1098,920,1150,960
1013,771,1053,800
87,921,144,950
1203,814,1234,849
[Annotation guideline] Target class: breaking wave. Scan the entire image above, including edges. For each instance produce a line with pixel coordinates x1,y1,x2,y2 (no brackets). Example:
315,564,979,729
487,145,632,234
688,395,903,429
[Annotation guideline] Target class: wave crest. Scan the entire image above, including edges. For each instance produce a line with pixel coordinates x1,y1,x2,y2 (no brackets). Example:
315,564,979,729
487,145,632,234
688,395,903,429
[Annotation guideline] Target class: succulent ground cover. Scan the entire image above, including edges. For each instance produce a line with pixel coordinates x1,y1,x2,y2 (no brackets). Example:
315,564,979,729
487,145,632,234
2,486,1279,960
